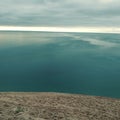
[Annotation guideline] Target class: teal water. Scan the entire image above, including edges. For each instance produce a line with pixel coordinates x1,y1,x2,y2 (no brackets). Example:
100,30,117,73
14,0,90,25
0,32,120,98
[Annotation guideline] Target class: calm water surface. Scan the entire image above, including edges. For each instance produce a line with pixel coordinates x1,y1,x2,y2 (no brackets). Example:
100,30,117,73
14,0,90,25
0,32,120,98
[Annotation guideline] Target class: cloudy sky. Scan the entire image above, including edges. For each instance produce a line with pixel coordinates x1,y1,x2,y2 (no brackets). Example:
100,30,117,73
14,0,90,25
0,0,120,32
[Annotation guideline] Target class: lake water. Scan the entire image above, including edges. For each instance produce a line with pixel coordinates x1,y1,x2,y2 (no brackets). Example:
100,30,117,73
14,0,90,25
0,31,120,98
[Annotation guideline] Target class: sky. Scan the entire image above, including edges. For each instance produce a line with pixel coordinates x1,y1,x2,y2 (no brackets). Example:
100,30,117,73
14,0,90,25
0,0,120,32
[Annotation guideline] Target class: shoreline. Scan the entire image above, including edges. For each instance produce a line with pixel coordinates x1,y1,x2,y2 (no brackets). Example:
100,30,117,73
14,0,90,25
0,91,120,100
0,91,119,99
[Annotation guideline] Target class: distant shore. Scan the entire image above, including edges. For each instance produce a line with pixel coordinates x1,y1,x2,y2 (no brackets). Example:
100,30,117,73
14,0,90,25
0,92,120,120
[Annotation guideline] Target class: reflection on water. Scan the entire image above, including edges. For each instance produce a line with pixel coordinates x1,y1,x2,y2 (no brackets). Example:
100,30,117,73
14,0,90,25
0,32,120,98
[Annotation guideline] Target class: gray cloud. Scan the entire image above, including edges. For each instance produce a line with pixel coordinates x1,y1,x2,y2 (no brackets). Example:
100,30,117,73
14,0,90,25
0,0,120,27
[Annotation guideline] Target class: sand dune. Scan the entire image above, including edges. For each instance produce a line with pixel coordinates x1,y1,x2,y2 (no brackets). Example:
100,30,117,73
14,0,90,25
0,92,120,120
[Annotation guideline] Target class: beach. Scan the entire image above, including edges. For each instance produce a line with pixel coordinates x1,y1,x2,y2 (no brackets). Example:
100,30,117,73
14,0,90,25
0,92,120,120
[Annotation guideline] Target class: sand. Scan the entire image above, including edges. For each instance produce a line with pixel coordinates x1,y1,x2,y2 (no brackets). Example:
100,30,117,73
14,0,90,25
0,92,120,120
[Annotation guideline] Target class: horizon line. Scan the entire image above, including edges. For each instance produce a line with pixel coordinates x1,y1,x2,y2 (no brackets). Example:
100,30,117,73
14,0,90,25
0,26,120,34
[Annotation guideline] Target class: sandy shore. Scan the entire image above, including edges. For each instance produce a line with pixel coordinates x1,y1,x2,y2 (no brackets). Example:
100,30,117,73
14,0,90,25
0,92,120,120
